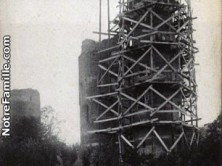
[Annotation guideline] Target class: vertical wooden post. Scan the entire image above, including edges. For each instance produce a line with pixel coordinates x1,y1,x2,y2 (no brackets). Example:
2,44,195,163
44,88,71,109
98,1,102,161
118,1,126,165
107,0,111,44
87,0,199,163
150,10,154,70
99,0,102,46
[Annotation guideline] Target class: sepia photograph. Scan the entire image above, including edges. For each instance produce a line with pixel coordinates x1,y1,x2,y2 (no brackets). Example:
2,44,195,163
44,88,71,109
0,0,221,166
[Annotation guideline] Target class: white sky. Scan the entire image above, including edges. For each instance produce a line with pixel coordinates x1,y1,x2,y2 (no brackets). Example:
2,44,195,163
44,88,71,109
0,0,221,145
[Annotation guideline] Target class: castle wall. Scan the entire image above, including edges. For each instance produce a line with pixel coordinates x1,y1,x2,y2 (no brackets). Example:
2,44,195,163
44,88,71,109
10,89,41,119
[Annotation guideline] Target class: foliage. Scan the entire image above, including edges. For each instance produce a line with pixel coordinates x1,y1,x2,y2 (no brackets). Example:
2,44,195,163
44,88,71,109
80,112,221,166
0,106,77,166
81,144,119,166
190,113,221,166
41,105,62,138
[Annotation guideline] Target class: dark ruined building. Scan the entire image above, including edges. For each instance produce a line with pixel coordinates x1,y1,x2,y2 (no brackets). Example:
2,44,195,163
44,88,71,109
79,0,199,165
10,89,41,119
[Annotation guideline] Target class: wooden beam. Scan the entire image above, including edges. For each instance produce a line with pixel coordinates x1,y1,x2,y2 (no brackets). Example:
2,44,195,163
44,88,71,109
152,46,188,80
123,54,157,72
121,92,154,111
190,131,195,146
141,40,180,45
94,107,178,123
177,20,190,33
93,31,116,36
96,100,119,121
120,47,152,80
121,135,135,149
95,109,152,123
110,23,118,31
99,55,120,63
151,10,176,31
185,118,201,123
97,83,118,87
155,13,175,30
150,49,184,82
93,116,120,123
142,30,177,35
94,116,119,123
124,109,152,118
111,45,150,56
156,110,180,113
121,118,158,129
121,2,156,15
98,64,118,77
182,128,189,147
107,0,111,42
88,118,158,134
153,130,170,152
98,58,118,84
93,99,119,116
137,127,155,149
151,88,181,116
99,0,102,44
150,87,191,117
170,132,184,151
124,85,152,115
196,132,200,145
120,9,151,44
125,70,151,78
143,0,183,7
87,92,118,99
180,83,197,96
132,31,158,40
96,45,119,54
122,16,154,30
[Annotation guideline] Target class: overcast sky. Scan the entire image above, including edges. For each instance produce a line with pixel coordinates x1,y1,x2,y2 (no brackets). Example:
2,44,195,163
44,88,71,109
0,0,221,144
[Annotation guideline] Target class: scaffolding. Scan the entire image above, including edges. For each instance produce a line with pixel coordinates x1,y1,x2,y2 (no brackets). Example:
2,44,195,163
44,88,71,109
87,0,200,165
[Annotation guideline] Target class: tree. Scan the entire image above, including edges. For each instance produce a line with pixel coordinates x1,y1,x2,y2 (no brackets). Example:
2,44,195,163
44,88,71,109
79,112,222,166
41,105,62,139
0,106,77,166
191,113,221,166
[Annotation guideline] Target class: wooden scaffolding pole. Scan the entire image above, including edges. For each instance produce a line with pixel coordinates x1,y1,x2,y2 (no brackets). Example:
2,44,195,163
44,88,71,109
85,1,200,165
99,0,102,45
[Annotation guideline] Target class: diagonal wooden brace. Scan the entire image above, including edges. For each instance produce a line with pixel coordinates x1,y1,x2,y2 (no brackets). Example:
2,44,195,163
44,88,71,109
121,135,135,149
153,130,170,152
137,127,155,149
151,88,182,116
120,9,152,44
93,99,119,116
123,54,158,73
98,64,118,78
119,47,152,82
96,100,119,121
153,46,189,80
151,49,184,81
120,92,154,111
150,87,192,117
124,85,152,116
170,132,184,152
98,58,118,84
151,10,176,31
